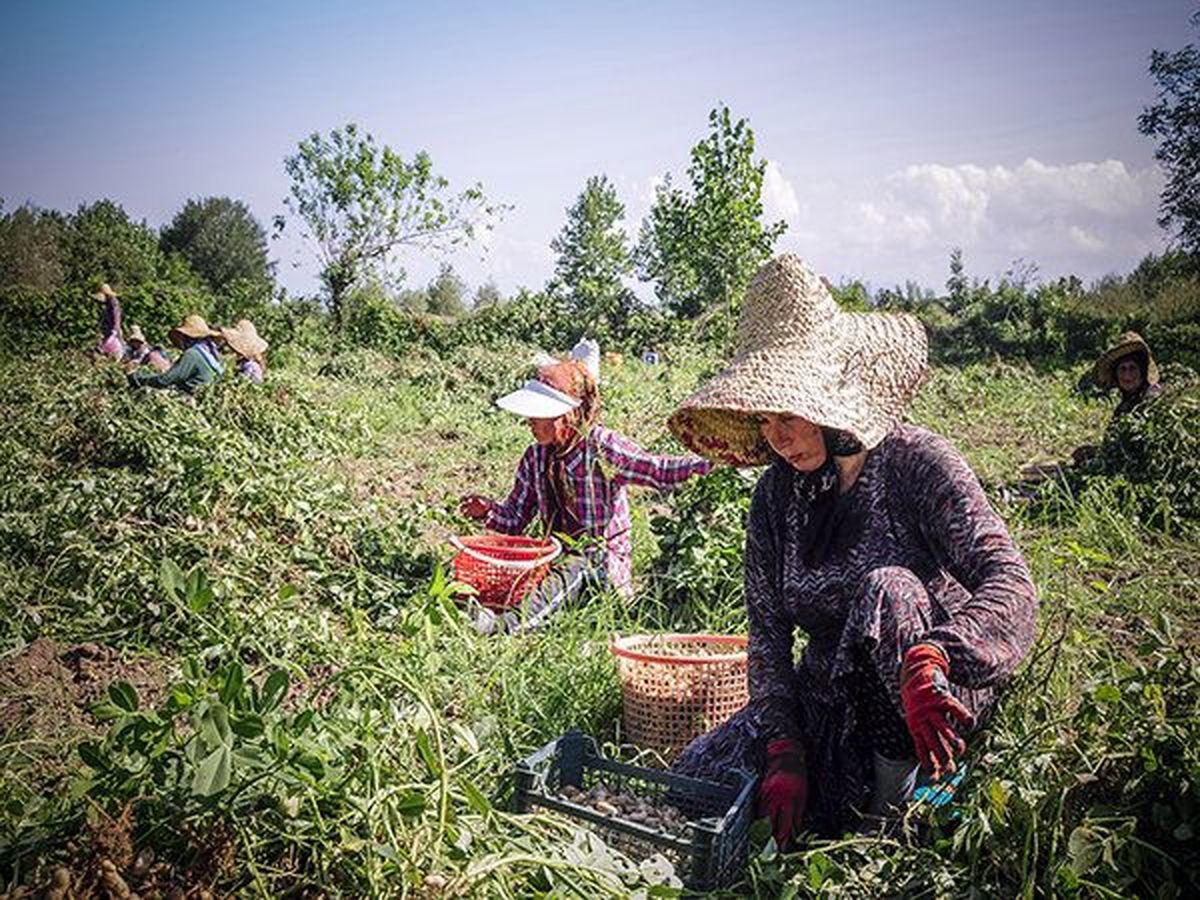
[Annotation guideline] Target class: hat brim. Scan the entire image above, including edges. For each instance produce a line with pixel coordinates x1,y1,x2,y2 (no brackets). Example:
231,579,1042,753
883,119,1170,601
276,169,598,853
496,380,581,418
1094,335,1159,388
219,327,268,358
170,326,218,342
669,310,928,465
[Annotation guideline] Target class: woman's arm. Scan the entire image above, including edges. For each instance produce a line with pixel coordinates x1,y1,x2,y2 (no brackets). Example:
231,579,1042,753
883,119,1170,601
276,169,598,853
130,346,200,389
896,429,1038,688
745,470,802,744
484,445,540,535
596,427,713,490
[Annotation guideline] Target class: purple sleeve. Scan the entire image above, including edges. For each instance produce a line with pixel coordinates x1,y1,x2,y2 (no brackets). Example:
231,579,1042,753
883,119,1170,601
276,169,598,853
895,430,1038,688
744,470,801,744
484,445,540,535
596,427,714,490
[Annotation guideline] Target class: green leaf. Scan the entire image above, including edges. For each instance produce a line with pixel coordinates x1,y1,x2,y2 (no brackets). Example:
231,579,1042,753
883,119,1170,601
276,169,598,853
1093,683,1121,705
108,681,139,713
230,714,265,739
461,779,491,815
78,741,107,770
415,728,440,777
159,557,186,601
191,745,232,796
199,703,232,749
295,752,325,780
260,670,289,714
219,663,245,707
395,789,426,818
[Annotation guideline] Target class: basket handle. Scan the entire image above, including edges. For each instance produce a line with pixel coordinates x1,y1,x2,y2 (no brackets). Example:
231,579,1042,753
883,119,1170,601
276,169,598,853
451,535,562,570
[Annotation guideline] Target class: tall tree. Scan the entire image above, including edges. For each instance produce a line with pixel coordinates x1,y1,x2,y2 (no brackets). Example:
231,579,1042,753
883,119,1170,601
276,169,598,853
275,123,500,324
549,175,636,334
425,263,467,317
1139,16,1200,256
161,196,271,293
0,202,68,293
636,104,786,318
66,199,162,291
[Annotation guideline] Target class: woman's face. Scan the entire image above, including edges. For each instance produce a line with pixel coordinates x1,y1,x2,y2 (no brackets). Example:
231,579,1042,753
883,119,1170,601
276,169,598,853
528,416,573,446
1116,357,1144,393
759,413,827,472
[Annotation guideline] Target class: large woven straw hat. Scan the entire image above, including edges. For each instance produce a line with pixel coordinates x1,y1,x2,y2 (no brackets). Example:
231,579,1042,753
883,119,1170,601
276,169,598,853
92,283,116,301
1093,331,1158,389
169,314,219,343
669,254,929,465
219,319,268,358
127,325,147,344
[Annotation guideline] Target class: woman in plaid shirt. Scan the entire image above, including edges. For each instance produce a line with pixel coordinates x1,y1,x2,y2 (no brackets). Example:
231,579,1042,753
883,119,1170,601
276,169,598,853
460,355,713,633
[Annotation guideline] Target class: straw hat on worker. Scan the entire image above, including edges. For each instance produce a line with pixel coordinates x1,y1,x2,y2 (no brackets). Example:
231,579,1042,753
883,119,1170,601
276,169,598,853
219,319,269,359
92,283,117,302
1092,331,1159,390
168,314,219,346
668,253,928,466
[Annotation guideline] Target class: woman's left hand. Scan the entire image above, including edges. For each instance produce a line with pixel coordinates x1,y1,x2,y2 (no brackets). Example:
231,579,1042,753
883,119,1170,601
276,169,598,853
899,643,975,780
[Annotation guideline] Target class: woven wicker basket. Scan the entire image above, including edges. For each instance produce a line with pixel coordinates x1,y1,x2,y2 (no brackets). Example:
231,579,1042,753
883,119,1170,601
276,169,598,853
609,634,749,759
451,534,561,610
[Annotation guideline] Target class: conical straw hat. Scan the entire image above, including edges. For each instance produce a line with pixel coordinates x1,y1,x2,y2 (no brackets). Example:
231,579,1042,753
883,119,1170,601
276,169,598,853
169,314,219,343
127,325,147,344
1093,331,1158,389
669,254,929,466
219,319,268,358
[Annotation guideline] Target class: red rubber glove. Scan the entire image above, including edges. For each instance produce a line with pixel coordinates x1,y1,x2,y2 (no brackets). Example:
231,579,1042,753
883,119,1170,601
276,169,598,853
757,738,808,848
899,643,976,781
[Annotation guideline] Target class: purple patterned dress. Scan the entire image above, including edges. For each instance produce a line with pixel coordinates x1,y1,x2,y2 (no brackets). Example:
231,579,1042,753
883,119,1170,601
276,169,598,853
673,425,1037,834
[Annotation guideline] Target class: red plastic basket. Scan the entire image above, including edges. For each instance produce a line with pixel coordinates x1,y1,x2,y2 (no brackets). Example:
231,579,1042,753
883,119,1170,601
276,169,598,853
451,534,562,610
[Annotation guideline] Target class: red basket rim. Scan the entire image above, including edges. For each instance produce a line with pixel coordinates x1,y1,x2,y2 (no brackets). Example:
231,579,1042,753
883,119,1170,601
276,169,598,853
608,633,748,665
451,533,561,570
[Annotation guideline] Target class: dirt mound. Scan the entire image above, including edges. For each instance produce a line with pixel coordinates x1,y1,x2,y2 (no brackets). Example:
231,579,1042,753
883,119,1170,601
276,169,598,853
0,638,166,737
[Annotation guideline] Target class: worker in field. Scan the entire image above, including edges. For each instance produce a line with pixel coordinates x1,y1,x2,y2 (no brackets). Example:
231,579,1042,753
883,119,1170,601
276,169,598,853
219,319,269,383
92,283,125,359
122,325,173,373
667,255,1037,843
459,339,714,634
1093,332,1164,422
128,314,223,393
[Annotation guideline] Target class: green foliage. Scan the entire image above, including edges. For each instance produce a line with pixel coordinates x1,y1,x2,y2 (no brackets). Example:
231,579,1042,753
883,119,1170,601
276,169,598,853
276,123,500,324
0,202,68,293
424,262,468,318
549,175,639,344
64,199,164,292
1139,14,1200,255
636,103,787,319
160,196,272,294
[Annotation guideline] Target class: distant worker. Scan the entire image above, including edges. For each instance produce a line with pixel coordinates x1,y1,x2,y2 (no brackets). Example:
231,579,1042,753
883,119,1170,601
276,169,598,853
1093,332,1164,422
128,314,223,393
123,325,172,373
458,342,713,633
220,319,269,383
93,283,124,359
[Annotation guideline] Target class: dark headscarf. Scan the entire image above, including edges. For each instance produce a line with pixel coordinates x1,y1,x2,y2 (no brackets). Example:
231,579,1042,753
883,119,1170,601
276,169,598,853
775,428,866,567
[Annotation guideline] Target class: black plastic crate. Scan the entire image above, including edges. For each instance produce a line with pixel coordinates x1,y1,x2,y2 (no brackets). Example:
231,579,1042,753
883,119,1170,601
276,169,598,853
511,729,757,891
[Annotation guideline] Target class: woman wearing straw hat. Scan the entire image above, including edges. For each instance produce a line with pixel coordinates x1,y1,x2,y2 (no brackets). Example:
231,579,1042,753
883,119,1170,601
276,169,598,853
128,314,224,393
667,255,1037,842
219,319,269,383
1093,331,1164,422
458,340,713,633
122,325,173,373
92,283,125,359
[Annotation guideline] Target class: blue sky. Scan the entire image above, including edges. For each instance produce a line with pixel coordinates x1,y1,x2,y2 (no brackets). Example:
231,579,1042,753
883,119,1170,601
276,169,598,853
1,0,1193,299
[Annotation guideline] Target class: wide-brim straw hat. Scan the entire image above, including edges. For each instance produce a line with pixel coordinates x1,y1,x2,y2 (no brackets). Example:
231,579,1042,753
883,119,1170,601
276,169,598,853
669,254,929,466
1093,331,1159,388
127,325,147,344
219,319,268,358
169,314,219,343
92,283,116,301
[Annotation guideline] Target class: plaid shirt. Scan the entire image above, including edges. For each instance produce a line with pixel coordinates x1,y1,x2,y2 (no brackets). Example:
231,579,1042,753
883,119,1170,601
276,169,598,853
486,425,713,595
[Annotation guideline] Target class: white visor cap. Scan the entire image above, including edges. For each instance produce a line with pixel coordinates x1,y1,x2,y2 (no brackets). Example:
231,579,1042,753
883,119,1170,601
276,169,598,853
495,379,582,418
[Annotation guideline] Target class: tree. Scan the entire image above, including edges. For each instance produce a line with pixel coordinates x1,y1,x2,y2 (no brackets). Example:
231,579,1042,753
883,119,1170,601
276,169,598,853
425,263,467,317
275,123,500,324
0,201,68,293
65,199,163,291
1139,16,1200,256
946,247,968,311
636,104,787,318
473,278,503,308
549,175,637,334
161,196,271,293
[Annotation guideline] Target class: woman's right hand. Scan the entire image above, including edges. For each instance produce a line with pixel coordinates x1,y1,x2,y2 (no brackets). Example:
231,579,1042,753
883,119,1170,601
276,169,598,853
757,737,808,847
459,494,493,521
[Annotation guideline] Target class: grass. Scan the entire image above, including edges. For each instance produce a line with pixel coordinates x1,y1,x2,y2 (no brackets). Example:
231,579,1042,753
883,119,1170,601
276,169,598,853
1,345,1197,897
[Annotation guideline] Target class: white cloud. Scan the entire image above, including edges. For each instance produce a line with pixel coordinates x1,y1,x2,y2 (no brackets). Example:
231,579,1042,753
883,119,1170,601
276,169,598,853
762,160,801,221
785,157,1166,287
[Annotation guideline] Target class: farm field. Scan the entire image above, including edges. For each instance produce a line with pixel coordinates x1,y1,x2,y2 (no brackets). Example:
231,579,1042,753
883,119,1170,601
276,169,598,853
1,343,1197,898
